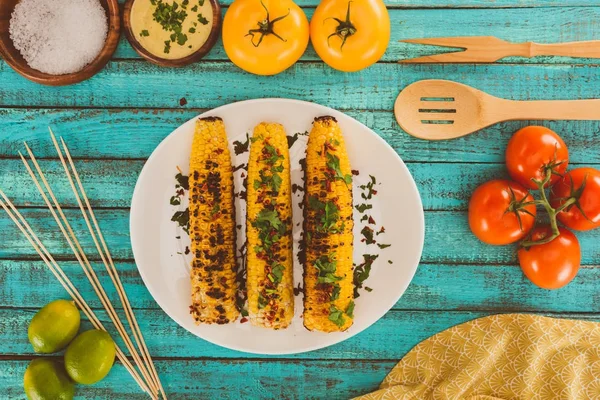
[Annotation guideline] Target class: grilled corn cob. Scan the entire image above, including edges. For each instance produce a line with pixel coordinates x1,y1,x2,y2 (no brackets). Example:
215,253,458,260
303,116,354,332
189,117,239,324
246,123,294,329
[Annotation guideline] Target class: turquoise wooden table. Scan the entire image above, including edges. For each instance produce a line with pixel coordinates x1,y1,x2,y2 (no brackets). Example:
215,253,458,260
2,0,600,398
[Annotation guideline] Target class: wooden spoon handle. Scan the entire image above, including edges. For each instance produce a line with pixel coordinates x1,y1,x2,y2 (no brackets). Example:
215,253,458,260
505,99,600,120
529,41,600,58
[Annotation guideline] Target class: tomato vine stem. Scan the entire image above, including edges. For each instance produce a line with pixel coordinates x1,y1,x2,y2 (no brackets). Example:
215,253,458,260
326,1,356,50
520,171,576,248
245,0,290,47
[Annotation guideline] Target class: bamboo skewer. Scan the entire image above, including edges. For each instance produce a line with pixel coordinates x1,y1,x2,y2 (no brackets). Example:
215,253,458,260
0,191,157,400
47,130,167,399
19,146,159,396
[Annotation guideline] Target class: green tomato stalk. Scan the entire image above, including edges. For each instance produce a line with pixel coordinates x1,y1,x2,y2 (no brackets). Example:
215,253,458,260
520,169,576,248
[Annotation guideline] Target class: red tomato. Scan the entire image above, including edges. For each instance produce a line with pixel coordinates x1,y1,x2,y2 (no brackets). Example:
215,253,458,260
551,167,600,231
469,180,536,245
518,226,580,289
505,126,569,190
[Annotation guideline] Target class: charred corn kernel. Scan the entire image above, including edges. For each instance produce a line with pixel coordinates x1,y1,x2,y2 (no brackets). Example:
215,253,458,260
189,117,239,325
246,122,294,329
303,116,354,332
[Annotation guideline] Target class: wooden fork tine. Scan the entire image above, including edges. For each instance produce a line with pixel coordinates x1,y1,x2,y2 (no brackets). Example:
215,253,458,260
402,36,499,48
401,36,510,63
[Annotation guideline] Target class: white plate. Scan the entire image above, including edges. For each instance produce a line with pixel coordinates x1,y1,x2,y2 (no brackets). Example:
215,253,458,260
130,98,424,355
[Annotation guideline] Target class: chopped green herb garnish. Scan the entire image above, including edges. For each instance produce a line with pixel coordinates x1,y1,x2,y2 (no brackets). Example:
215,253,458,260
175,173,189,190
314,255,343,285
176,32,188,45
360,175,378,200
153,1,188,34
164,40,171,54
191,5,198,12
330,284,341,301
258,294,268,309
210,203,220,216
354,254,379,298
232,134,250,155
140,29,150,37
318,274,343,284
197,13,209,25
329,305,345,327
308,196,340,233
199,0,205,5
345,301,355,318
252,208,286,251
170,196,181,205
361,226,375,245
286,131,308,149
377,243,391,249
189,27,196,33
326,153,352,185
255,169,283,194
271,263,285,285
264,144,284,165
170,209,189,234
355,203,372,213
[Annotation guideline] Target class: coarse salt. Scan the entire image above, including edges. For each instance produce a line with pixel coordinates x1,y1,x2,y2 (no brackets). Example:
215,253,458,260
9,0,108,75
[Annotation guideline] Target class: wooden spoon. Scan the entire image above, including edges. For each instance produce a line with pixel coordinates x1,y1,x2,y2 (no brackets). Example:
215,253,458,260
394,80,600,140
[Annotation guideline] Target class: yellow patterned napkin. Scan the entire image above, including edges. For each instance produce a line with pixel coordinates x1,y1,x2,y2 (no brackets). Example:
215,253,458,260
354,314,600,400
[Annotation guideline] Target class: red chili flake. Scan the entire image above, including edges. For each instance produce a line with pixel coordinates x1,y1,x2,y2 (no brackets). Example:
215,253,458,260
241,172,246,178
184,246,190,255
240,317,248,324
179,97,188,106
378,226,386,235
372,190,378,196
351,170,359,176
368,216,376,225
215,149,224,155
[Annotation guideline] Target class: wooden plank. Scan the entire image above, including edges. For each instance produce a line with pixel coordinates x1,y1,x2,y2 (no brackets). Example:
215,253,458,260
4,309,598,362
0,358,391,399
1,62,600,109
2,259,600,313
2,159,598,210
2,108,600,164
1,209,599,265
0,309,484,360
113,7,600,65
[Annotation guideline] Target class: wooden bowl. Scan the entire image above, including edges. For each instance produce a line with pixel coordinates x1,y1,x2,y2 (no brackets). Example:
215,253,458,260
0,0,120,86
123,0,221,67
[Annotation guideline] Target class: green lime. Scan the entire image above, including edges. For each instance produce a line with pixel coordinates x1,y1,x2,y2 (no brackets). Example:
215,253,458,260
64,329,116,385
28,299,80,354
23,358,74,400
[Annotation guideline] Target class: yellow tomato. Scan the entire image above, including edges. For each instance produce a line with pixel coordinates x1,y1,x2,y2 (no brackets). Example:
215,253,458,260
223,0,309,75
310,0,390,72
